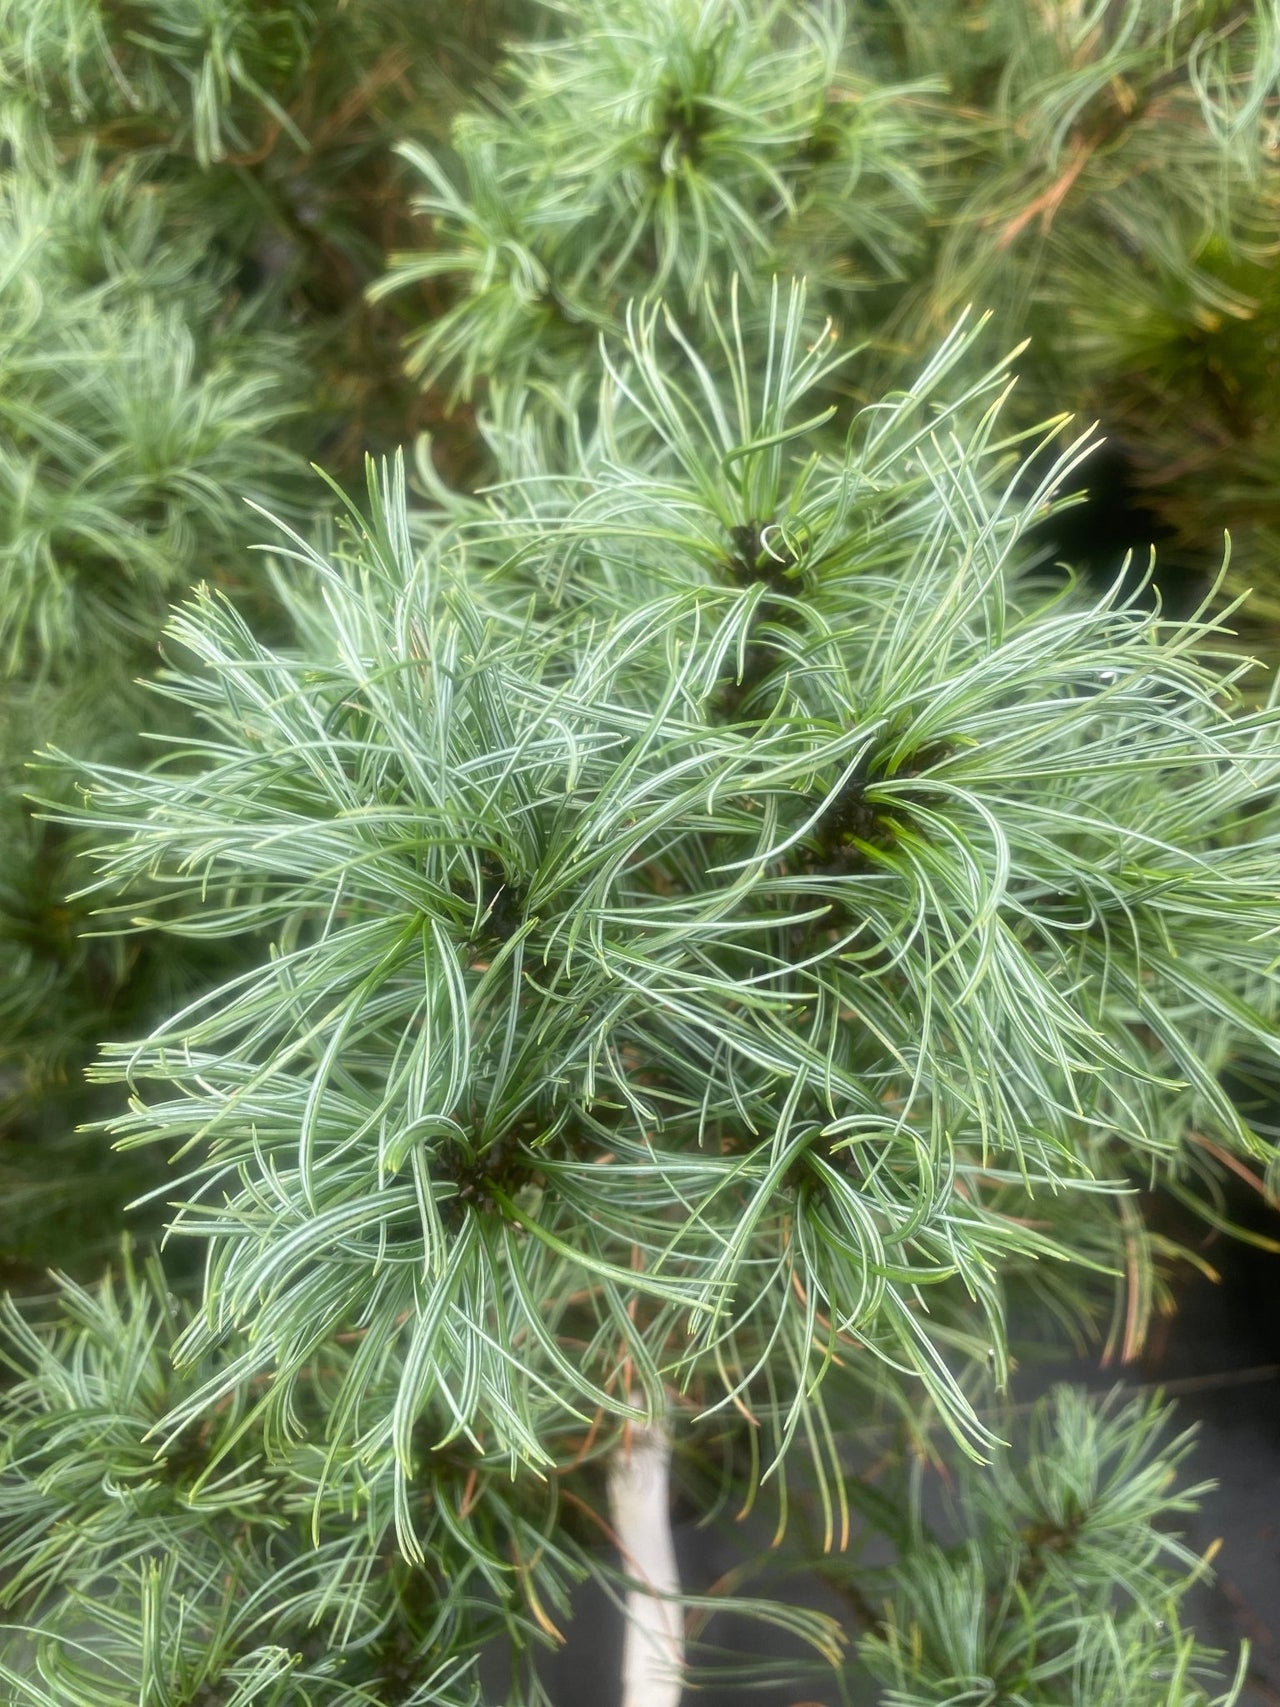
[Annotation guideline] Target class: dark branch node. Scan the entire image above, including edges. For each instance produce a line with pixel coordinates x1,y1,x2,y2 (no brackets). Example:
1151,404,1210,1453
724,518,798,592
459,854,526,945
435,1128,540,1229
713,519,807,716
155,1417,212,1484
653,67,719,171
789,742,956,930
370,1624,429,1706
808,740,954,861
799,107,846,168
187,1682,235,1707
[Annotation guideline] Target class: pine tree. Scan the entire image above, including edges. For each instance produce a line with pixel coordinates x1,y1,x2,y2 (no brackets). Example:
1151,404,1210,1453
2,3,1279,1703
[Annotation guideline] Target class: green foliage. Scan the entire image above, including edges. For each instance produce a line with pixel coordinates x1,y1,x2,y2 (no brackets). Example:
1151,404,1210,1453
3,0,310,165
0,1246,583,1705
868,0,1280,330
0,1244,842,1701
2,0,1279,1697
859,1386,1248,1706
55,296,1280,1535
867,0,1280,621
0,0,524,1271
374,0,939,395
379,0,1280,611
0,0,523,168
0,141,307,1263
0,151,302,674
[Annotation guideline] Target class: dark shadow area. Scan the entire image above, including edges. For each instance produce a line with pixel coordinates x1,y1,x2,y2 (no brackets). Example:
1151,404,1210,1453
1025,437,1216,621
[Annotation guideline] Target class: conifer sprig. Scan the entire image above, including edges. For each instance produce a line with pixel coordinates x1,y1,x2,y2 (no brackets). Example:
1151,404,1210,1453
374,0,940,395
0,152,303,676
0,1247,583,1705
858,1386,1248,1707
53,292,1280,1525
376,0,1280,621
